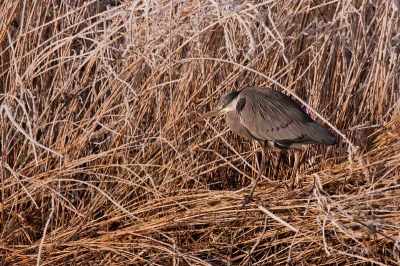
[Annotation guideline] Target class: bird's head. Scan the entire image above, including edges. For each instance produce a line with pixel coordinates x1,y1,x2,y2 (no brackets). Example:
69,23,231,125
194,91,240,122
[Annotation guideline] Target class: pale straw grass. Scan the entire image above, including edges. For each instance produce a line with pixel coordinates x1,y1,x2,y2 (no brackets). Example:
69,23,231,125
0,0,399,265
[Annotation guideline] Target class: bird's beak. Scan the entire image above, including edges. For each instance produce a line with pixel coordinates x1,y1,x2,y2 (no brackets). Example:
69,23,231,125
194,108,225,122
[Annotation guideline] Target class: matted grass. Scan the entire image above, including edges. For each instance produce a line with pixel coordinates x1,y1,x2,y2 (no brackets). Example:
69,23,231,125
1,0,399,265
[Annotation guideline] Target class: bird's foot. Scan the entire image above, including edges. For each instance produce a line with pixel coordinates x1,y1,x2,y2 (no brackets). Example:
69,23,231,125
284,171,299,191
284,183,294,191
284,179,297,191
241,195,253,207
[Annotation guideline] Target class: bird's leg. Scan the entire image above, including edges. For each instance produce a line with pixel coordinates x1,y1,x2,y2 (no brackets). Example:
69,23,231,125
288,150,302,190
243,141,266,205
272,150,282,180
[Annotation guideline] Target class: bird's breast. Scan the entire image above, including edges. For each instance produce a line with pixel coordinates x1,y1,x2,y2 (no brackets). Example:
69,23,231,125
226,111,257,141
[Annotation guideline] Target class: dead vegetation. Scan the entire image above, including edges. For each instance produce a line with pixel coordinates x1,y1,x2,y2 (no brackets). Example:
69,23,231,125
0,0,399,265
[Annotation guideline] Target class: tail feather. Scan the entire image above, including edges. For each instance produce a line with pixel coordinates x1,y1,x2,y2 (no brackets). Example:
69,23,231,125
308,122,336,145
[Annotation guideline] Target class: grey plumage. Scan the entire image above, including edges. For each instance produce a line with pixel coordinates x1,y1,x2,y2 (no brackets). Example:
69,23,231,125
195,86,335,204
234,87,335,148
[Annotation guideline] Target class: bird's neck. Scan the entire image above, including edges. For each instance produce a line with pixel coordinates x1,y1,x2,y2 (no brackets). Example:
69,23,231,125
225,95,239,113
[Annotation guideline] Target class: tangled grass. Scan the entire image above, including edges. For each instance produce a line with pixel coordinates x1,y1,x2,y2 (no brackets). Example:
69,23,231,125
1,0,399,265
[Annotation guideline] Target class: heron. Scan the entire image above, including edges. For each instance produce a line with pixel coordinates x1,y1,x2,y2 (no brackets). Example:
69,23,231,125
195,86,335,203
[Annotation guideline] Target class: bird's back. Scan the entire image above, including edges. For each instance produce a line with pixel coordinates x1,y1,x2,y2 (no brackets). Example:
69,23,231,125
234,87,335,148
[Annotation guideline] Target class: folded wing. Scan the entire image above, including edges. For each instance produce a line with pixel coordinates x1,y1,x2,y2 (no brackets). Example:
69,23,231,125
236,87,335,147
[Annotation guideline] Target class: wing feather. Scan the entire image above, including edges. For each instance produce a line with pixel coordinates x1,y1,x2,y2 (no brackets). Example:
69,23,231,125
236,87,331,144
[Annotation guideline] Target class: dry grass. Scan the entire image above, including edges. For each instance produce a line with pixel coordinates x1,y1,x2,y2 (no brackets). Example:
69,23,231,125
1,0,399,265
